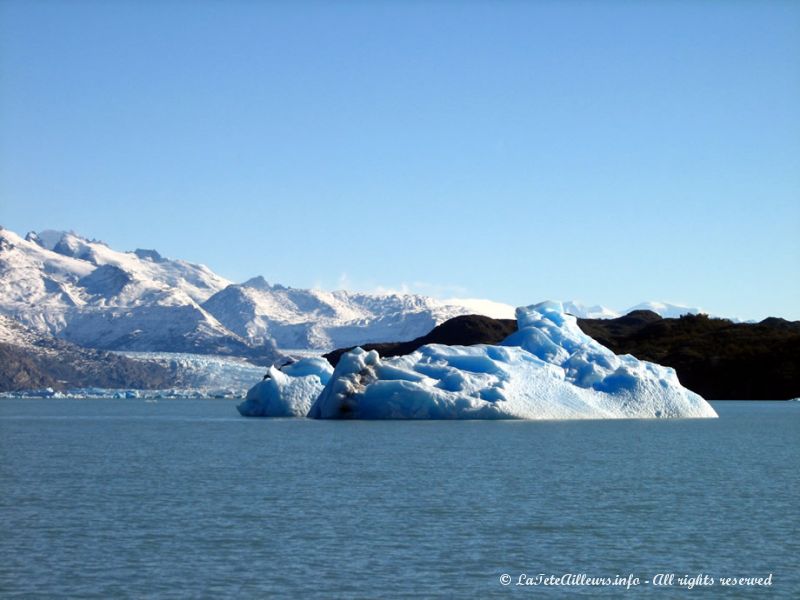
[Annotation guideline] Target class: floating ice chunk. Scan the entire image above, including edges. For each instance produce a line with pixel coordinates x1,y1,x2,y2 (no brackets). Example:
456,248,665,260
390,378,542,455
307,302,717,420
236,357,333,417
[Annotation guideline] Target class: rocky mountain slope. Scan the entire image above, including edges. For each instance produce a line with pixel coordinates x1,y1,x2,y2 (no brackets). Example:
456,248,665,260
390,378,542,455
0,314,176,391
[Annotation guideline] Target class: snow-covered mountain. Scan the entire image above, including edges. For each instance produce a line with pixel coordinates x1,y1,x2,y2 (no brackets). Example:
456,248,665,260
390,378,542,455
0,227,269,358
202,277,483,350
0,225,708,357
0,227,509,354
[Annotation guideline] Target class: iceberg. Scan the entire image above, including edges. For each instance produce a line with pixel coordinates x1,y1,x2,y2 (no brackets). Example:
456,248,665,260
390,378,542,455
236,357,334,417
242,302,718,420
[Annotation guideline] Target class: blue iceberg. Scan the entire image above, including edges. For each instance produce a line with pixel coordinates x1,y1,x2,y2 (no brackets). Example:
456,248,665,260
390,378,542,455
236,357,333,417
240,302,717,420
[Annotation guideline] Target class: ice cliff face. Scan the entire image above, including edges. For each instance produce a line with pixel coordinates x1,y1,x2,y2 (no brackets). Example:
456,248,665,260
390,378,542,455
240,302,717,420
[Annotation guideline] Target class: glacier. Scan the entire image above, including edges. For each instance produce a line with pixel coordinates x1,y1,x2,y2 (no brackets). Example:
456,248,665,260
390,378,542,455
0,387,244,400
120,351,268,393
0,351,270,399
240,302,717,420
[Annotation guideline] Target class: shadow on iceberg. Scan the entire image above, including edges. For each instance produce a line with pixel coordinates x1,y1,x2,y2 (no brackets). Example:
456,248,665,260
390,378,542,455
238,301,718,420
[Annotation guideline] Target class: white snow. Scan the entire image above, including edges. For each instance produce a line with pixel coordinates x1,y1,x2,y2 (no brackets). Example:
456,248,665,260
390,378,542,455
0,227,257,355
301,301,717,420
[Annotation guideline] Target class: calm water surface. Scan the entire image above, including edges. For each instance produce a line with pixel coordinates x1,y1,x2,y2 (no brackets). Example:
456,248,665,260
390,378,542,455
1,400,798,598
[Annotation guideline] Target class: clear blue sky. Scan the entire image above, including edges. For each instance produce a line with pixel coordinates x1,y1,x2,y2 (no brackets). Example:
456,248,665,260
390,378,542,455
1,1,798,320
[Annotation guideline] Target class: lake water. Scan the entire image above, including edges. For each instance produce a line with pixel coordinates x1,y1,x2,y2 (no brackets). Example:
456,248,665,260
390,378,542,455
1,400,798,598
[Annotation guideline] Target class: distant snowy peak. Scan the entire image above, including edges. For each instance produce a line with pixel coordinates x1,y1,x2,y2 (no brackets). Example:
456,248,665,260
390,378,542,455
26,230,116,265
562,301,621,320
0,227,262,358
133,248,165,263
20,228,232,304
241,275,285,291
52,233,104,263
25,229,75,251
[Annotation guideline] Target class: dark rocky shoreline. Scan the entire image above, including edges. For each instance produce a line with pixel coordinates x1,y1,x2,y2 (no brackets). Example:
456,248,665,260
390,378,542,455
0,315,176,392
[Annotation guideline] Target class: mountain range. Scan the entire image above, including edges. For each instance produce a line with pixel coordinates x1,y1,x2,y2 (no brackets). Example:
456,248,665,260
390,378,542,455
0,226,706,358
